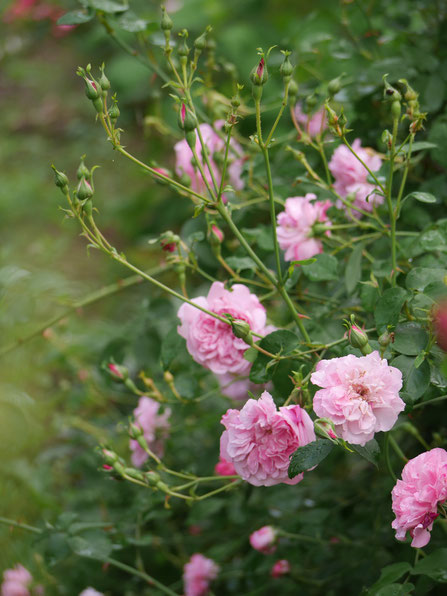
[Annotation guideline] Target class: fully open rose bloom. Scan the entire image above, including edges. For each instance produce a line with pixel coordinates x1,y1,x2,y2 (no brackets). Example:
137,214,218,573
129,396,171,467
249,526,277,554
175,121,244,196
311,351,404,446
1,565,32,596
183,553,219,596
391,448,447,548
177,282,268,375
220,391,316,486
277,194,332,262
328,138,383,215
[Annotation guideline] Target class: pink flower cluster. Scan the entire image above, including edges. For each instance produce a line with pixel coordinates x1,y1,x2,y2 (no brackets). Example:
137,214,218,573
249,525,277,554
177,282,268,376
183,553,219,596
329,138,383,216
4,0,76,36
311,351,404,446
175,122,244,197
1,565,32,596
392,448,447,548
277,194,332,262
129,396,171,467
295,103,327,138
220,391,316,486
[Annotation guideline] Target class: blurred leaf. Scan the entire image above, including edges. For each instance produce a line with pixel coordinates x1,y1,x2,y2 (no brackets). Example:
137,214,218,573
406,267,447,292
115,11,152,32
393,322,428,355
302,253,338,282
391,355,430,401
88,0,128,13
345,244,363,294
374,287,409,332
225,256,257,271
288,440,333,478
403,191,437,204
368,562,412,594
57,10,94,25
399,141,437,153
412,548,447,582
349,439,380,467
250,330,300,383
375,584,414,596
160,328,185,371
68,531,112,560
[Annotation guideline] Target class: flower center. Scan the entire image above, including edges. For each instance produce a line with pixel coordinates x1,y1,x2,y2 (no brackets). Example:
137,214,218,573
352,383,369,400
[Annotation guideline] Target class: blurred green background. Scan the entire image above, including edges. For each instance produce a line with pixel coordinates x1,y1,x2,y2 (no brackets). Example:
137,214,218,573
1,0,447,593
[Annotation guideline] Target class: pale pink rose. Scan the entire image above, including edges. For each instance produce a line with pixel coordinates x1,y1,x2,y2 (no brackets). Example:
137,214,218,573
183,553,219,596
177,282,268,375
129,396,171,467
277,194,332,262
174,122,244,197
392,448,447,548
271,559,291,578
214,456,237,476
220,391,316,486
249,526,277,554
329,139,383,216
311,351,404,446
295,103,327,138
1,565,32,596
79,590,104,596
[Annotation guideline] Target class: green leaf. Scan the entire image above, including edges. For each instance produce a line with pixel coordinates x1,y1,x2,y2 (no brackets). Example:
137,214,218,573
243,347,258,363
249,330,300,384
68,532,112,560
116,11,150,32
288,440,333,478
420,229,447,252
368,562,412,594
412,548,447,582
399,141,437,153
225,256,257,271
374,287,409,332
393,322,428,355
160,328,184,371
349,439,380,467
57,10,94,25
88,0,128,13
403,191,437,204
406,267,447,292
345,244,363,294
302,253,338,282
391,355,430,401
360,284,379,312
375,584,414,596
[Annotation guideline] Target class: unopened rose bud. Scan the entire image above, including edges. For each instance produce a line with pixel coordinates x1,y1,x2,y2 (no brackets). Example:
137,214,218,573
99,66,110,92
106,362,128,382
194,26,211,51
161,6,173,31
288,79,298,104
102,448,119,466
381,129,393,149
314,418,338,441
124,467,146,482
230,318,253,346
250,57,268,86
279,51,294,81
52,165,68,191
77,156,90,180
145,471,161,486
178,103,197,133
129,421,144,440
84,77,100,101
210,224,224,244
177,29,189,57
391,100,401,119
327,75,343,97
271,560,291,578
383,75,402,102
249,526,277,554
161,240,176,252
345,315,372,355
76,177,93,201
378,330,394,348
108,102,120,122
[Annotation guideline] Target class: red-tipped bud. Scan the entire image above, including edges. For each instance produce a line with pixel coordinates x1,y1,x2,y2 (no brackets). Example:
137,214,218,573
76,177,93,201
250,57,268,86
271,560,291,578
105,362,128,382
178,103,197,133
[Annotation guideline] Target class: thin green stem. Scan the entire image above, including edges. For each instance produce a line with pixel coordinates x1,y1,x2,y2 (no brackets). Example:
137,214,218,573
191,146,218,202
386,116,399,285
278,286,311,343
264,81,289,147
384,434,396,481
395,133,415,216
316,141,331,186
0,517,42,534
389,435,408,463
104,557,179,596
413,394,447,409
217,127,233,201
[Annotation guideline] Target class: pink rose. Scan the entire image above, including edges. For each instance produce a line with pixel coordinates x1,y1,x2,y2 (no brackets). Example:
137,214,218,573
295,103,327,138
174,121,244,197
1,565,32,596
249,526,277,554
271,559,291,578
177,282,268,375
129,396,171,467
215,372,271,402
277,194,332,262
183,554,219,596
214,456,237,476
329,138,383,216
392,448,447,548
311,351,404,446
220,391,316,486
